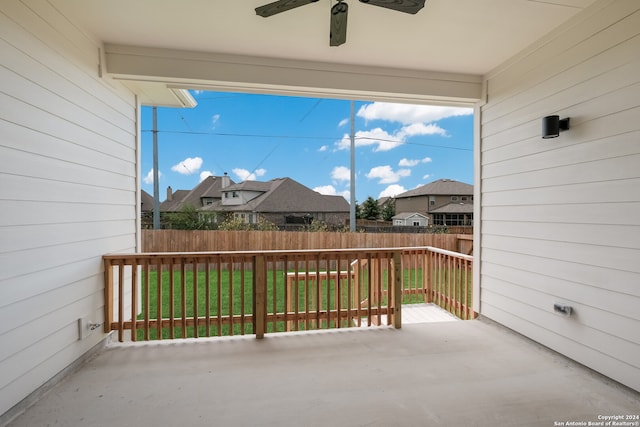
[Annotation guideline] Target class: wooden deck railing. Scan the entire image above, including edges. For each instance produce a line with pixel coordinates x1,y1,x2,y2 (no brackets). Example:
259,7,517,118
103,247,474,342
423,247,475,320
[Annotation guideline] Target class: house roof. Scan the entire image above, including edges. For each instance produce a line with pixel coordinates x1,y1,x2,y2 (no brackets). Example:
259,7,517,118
393,212,428,220
396,179,473,199
223,181,273,193
160,175,235,212
430,203,474,214
140,190,154,212
50,1,597,106
202,177,349,214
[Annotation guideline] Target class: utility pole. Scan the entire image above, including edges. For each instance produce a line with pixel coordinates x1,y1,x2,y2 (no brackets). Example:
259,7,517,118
349,100,356,232
152,106,160,229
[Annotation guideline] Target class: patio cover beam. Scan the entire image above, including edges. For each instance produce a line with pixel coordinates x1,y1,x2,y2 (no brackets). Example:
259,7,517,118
104,44,482,105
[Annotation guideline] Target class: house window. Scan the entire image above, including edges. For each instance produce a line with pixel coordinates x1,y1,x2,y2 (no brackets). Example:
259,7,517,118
412,221,421,226
433,213,474,226
224,193,229,198
461,196,468,201
232,192,238,198
429,196,435,206
451,196,458,201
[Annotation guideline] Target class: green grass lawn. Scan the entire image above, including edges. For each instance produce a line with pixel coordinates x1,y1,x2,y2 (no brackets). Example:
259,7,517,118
137,265,472,340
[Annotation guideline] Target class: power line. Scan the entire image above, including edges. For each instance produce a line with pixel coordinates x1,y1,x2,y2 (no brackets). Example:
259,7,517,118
141,129,335,141
140,130,472,151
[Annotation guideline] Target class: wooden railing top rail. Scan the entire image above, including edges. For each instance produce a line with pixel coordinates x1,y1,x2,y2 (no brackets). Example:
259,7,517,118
103,246,445,261
455,234,474,241
425,246,474,261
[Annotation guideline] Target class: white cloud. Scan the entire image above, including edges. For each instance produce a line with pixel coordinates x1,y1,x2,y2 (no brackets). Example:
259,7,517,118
211,114,220,127
318,145,328,152
396,123,447,139
357,102,473,125
314,185,350,201
335,123,445,152
171,157,203,175
338,118,349,127
143,168,161,184
232,168,267,181
399,158,419,167
200,170,214,182
422,173,431,180
331,166,351,182
379,184,407,198
366,165,411,184
335,128,403,152
314,185,338,195
399,157,433,167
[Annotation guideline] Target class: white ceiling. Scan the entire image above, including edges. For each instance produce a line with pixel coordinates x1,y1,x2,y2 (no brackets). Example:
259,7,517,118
51,0,598,104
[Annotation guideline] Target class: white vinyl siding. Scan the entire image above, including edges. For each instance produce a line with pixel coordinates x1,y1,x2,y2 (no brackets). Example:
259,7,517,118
479,0,640,391
0,0,137,416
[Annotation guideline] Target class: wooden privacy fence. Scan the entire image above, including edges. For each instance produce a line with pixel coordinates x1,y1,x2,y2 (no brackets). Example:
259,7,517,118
141,230,469,253
103,247,475,342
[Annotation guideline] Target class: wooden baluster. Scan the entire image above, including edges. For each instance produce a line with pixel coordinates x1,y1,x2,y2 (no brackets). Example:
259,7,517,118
156,259,162,340
131,258,138,342
143,261,150,341
217,257,222,336
180,259,187,338
169,258,175,339
193,259,199,338
229,257,234,336
103,259,113,334
205,258,211,337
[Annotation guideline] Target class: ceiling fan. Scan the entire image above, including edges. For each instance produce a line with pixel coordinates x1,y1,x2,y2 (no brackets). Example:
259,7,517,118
255,0,426,47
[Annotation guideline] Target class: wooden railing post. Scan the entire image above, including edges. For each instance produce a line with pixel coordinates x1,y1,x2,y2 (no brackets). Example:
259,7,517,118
426,250,433,303
103,258,113,334
392,251,402,329
254,255,266,339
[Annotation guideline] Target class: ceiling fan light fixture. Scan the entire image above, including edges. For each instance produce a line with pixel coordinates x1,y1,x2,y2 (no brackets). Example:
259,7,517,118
358,0,426,14
330,1,349,47
255,0,320,18
255,0,426,45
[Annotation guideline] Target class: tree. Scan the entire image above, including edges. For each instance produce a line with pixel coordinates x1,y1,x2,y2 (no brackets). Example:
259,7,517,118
381,200,396,221
355,201,363,220
361,196,381,220
217,216,252,231
217,214,279,231
303,219,329,232
167,205,215,230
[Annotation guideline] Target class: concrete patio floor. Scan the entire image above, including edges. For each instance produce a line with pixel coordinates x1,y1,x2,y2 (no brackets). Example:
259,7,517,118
8,317,639,427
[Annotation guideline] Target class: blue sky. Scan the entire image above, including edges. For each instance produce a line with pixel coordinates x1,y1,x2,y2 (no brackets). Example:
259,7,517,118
140,91,474,203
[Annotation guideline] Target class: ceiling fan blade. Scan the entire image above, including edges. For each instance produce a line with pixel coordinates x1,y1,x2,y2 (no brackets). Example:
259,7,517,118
330,2,348,47
358,0,425,14
255,0,319,18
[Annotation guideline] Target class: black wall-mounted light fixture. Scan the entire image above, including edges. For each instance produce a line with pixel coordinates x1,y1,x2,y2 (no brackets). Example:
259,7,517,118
542,115,570,139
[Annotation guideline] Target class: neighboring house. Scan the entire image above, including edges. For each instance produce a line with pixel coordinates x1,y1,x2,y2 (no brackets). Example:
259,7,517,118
429,202,473,226
377,196,393,211
392,212,429,227
160,174,234,212
140,190,154,213
395,179,473,226
201,177,349,227
140,189,155,229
